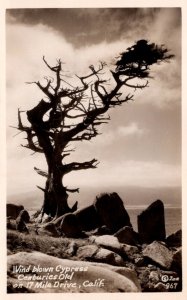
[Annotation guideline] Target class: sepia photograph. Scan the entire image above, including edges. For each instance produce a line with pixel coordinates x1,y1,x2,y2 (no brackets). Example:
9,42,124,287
5,4,183,295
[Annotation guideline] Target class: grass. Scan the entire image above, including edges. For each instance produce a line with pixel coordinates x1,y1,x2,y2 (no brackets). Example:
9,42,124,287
7,229,90,259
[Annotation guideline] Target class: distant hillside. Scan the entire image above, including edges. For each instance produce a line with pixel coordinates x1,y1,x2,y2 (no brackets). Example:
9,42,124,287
7,185,181,212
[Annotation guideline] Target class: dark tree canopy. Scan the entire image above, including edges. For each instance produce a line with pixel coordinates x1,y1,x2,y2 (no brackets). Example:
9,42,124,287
16,39,173,219
116,39,174,78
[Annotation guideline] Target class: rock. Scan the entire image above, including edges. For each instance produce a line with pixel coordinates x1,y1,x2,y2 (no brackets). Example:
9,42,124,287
149,271,160,283
147,264,157,270
38,223,59,237
17,209,30,223
90,235,122,252
7,251,141,292
7,203,24,219
59,213,83,238
122,244,139,254
74,205,102,231
7,249,12,255
121,244,140,261
67,241,78,256
94,248,124,266
143,241,173,269
136,267,150,290
166,229,182,248
77,245,99,260
171,247,182,272
154,282,168,292
7,218,16,230
89,225,112,236
16,210,30,233
94,192,132,233
138,199,166,243
134,257,145,267
114,226,139,245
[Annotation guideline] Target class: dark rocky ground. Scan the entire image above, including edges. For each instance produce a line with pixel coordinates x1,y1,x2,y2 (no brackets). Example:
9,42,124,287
7,193,182,293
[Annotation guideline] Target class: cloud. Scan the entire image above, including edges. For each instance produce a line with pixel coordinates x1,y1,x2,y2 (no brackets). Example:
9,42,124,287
117,122,146,137
64,160,181,189
6,11,181,198
86,122,147,148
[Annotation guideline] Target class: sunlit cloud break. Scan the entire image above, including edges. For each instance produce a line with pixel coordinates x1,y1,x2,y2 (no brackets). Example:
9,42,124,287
117,123,146,137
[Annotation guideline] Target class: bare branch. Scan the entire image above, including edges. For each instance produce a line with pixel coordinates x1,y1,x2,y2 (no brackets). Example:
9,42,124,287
110,93,134,106
37,185,46,192
66,187,80,193
62,158,99,174
123,78,149,89
34,167,48,177
61,153,70,160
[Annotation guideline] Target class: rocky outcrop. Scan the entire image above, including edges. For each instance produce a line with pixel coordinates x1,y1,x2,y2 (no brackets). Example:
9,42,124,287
59,213,83,238
114,226,139,245
7,251,141,293
94,193,132,233
166,229,182,248
142,241,173,269
74,205,102,231
7,203,24,219
138,200,166,243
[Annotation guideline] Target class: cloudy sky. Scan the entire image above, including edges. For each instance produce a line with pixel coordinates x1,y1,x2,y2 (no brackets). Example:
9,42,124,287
6,8,181,208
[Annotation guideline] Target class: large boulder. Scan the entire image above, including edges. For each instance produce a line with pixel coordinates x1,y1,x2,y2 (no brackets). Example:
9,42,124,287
74,205,102,231
94,192,132,233
143,241,173,269
138,200,166,243
59,213,83,238
77,245,99,260
7,252,141,292
90,235,122,253
94,248,124,266
114,226,140,245
77,245,124,266
7,203,24,219
166,229,182,248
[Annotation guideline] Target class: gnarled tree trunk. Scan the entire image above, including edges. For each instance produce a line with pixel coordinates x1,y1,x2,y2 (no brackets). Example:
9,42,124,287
16,43,173,220
43,176,70,218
